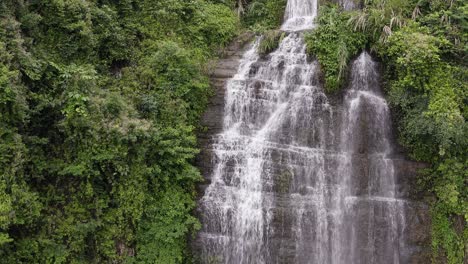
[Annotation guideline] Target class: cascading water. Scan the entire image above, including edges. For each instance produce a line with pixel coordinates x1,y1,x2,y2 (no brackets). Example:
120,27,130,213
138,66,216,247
282,0,317,31
336,52,407,264
196,0,411,263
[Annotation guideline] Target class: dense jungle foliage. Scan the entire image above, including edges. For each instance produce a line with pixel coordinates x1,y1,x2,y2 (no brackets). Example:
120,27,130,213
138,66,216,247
306,1,467,263
0,0,242,263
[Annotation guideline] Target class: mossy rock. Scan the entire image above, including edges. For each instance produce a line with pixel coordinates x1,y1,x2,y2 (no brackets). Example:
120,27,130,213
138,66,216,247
258,30,286,56
274,169,293,194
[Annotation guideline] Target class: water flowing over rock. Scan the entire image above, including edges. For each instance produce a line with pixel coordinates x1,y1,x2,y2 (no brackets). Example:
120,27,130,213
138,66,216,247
335,52,406,263
194,0,431,263
282,0,317,31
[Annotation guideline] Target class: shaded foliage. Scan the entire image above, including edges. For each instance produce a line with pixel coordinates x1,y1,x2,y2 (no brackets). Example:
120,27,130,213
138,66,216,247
0,0,238,263
258,30,285,56
243,0,287,31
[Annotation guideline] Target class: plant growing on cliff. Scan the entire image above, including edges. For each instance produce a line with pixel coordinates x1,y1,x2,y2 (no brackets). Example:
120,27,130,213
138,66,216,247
258,30,285,56
243,0,287,30
305,5,367,93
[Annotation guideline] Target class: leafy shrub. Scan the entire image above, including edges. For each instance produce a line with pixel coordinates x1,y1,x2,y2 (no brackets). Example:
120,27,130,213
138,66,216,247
378,26,466,160
193,2,239,49
258,30,285,56
243,0,287,30
305,5,367,93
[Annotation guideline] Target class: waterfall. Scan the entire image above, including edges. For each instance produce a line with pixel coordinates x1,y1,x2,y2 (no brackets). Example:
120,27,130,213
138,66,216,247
282,0,317,31
337,52,407,264
196,0,409,263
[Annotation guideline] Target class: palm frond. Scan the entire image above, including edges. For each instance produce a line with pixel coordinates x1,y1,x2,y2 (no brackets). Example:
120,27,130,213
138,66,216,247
412,6,421,20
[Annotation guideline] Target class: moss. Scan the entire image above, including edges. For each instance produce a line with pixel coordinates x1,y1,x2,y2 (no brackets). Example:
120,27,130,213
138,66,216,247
274,170,293,194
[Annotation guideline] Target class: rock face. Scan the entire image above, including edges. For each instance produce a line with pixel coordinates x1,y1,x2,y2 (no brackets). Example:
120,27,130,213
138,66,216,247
193,1,431,263
196,32,255,189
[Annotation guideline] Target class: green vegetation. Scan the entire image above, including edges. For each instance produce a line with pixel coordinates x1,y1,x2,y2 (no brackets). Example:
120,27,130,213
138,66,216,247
258,30,285,56
243,0,287,31
308,1,467,262
381,26,467,261
211,0,287,31
305,5,367,92
0,0,238,263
